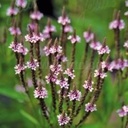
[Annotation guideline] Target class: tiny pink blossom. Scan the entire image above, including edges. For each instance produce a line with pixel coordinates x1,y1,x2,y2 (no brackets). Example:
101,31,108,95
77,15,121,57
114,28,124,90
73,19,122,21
68,35,81,44
57,113,70,126
43,46,50,56
58,16,71,25
43,25,56,34
45,74,57,84
56,78,69,89
64,68,75,79
50,64,63,75
26,59,39,70
83,80,94,92
30,10,43,20
94,69,107,79
85,103,97,112
6,7,19,16
56,54,67,62
27,22,37,32
101,61,113,71
9,42,22,52
83,31,94,43
16,0,27,8
124,40,128,48
14,64,26,74
25,33,44,43
68,90,81,101
64,24,73,33
117,105,128,117
34,87,48,99
89,41,102,50
109,20,125,30
98,45,110,55
18,45,28,55
9,26,21,35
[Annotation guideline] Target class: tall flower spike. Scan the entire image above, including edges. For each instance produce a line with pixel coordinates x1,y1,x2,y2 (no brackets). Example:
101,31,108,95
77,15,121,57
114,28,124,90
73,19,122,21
58,7,71,26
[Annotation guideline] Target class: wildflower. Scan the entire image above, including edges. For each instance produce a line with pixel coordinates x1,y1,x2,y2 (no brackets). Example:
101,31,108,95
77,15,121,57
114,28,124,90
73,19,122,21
45,74,57,84
109,19,125,30
34,87,48,99
64,68,75,79
16,0,27,8
83,31,94,43
56,54,67,62
85,103,97,112
101,61,113,72
94,69,107,79
89,41,102,50
98,45,110,55
6,7,19,16
30,10,43,20
18,45,28,55
58,16,70,26
25,33,44,43
56,78,69,89
43,24,56,34
57,113,70,126
14,63,26,74
9,42,22,52
9,26,21,35
124,40,128,48
64,24,73,33
83,80,94,92
26,59,39,70
117,105,128,117
50,64,62,75
68,35,81,44
68,90,81,101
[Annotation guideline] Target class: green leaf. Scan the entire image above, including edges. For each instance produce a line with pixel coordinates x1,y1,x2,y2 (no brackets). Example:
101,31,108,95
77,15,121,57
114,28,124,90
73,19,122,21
20,110,40,126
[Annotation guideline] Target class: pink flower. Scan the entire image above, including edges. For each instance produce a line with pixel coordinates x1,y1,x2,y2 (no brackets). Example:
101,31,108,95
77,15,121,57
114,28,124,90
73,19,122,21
9,42,22,52
27,22,37,32
68,35,81,44
57,113,70,126
43,25,56,34
56,54,67,62
101,61,113,72
18,45,28,55
83,80,94,92
68,90,81,101
16,0,27,8
124,40,128,48
50,64,63,75
25,33,44,43
6,7,19,16
30,10,43,20
26,59,39,70
83,31,94,43
34,87,48,99
117,105,128,117
109,20,125,30
58,16,70,26
85,103,97,112
9,26,21,35
64,68,75,79
43,46,50,56
56,78,69,89
94,69,107,79
98,45,110,55
45,74,57,84
89,41,102,50
64,24,73,33
14,64,26,74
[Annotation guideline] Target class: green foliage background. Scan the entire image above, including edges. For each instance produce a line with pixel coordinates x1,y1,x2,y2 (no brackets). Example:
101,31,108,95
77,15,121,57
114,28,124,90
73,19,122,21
0,0,128,128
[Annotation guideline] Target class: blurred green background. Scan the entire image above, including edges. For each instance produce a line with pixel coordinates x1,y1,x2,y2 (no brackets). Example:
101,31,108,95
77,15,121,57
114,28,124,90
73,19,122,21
0,0,128,128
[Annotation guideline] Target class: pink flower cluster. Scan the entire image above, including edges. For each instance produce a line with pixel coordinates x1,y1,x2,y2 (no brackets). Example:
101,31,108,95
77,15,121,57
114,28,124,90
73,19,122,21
30,10,43,21
26,59,39,70
58,16,71,26
14,64,26,74
9,26,21,35
83,31,94,43
34,87,48,99
85,103,97,112
57,113,70,126
9,42,28,55
64,68,75,79
16,0,27,8
117,105,128,117
94,69,107,79
68,34,81,44
7,7,19,16
83,80,94,92
68,90,81,101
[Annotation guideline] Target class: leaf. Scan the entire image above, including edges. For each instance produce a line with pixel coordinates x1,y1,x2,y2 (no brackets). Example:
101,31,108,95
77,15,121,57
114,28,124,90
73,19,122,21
20,110,40,126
